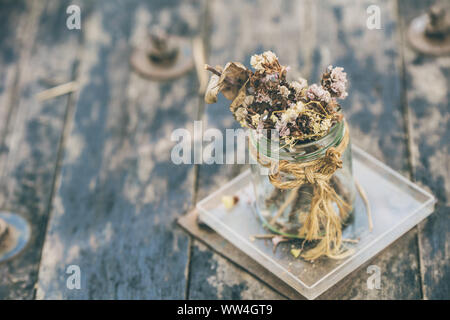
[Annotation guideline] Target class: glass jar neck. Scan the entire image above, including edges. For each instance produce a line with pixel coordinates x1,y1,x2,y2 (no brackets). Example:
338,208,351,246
250,121,346,162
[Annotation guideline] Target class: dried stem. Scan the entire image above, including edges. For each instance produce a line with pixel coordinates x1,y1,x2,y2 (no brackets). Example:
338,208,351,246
269,186,300,225
204,64,236,85
204,64,222,77
355,179,373,232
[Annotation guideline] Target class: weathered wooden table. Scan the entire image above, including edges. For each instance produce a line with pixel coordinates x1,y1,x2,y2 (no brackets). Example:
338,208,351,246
0,0,448,299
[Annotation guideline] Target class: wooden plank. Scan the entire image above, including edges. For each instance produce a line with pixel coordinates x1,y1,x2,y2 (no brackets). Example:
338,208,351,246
188,0,312,300
0,0,36,199
36,0,205,299
190,240,285,299
398,0,450,299
0,0,82,299
188,0,423,299
0,0,22,138
293,0,421,299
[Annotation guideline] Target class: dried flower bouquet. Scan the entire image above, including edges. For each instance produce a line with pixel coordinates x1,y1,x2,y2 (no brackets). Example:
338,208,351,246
205,51,348,147
204,51,356,261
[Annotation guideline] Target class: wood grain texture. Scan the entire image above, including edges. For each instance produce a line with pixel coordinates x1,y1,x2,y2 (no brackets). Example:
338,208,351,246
187,0,312,300
0,0,81,299
36,0,205,299
398,0,450,300
0,1,31,156
0,0,40,195
189,240,284,300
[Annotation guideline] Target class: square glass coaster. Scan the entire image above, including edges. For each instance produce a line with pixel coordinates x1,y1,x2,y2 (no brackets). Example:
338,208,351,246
196,146,436,300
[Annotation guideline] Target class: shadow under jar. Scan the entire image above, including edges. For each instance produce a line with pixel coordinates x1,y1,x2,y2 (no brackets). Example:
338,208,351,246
249,121,356,238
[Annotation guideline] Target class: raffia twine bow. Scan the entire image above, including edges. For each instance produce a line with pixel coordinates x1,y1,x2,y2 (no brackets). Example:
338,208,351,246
252,121,353,261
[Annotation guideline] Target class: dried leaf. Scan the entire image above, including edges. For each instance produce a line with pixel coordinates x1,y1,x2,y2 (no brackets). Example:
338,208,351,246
204,65,223,104
219,62,249,101
229,79,249,113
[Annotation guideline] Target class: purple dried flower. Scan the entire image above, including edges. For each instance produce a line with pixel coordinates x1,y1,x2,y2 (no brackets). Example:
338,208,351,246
306,84,331,103
327,65,348,99
275,120,290,137
263,72,279,83
255,92,272,104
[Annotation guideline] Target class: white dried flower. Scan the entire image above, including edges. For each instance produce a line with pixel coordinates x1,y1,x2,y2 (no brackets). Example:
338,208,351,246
293,101,305,113
262,51,278,64
320,118,332,131
290,81,301,93
250,51,279,72
250,54,265,71
280,101,304,124
234,107,247,122
313,123,321,134
297,77,308,88
291,77,308,95
270,114,279,123
281,109,296,123
278,85,290,98
251,114,261,127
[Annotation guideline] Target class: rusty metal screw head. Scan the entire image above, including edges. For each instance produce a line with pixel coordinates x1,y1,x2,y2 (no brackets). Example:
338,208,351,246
130,28,194,80
408,4,450,55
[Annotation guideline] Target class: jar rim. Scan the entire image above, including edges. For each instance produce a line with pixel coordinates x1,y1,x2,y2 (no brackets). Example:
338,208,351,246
250,121,345,162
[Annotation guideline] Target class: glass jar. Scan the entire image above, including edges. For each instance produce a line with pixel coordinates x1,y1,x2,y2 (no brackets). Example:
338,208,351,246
249,121,356,238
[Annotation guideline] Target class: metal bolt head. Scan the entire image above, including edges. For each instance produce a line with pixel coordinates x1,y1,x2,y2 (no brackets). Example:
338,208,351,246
408,4,450,55
147,28,179,67
130,29,194,81
0,212,31,263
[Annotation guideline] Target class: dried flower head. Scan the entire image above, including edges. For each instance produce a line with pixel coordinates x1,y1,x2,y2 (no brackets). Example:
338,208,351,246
322,65,348,99
235,107,247,123
251,114,261,127
290,78,308,95
250,51,278,72
306,84,332,104
278,85,290,99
